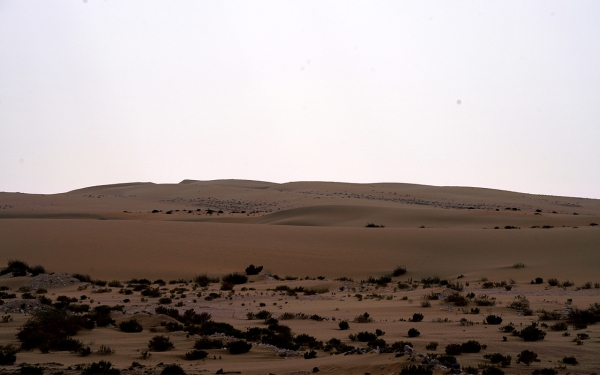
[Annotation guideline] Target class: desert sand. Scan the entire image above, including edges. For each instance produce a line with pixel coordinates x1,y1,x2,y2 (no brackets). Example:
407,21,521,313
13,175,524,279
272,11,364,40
1,179,599,374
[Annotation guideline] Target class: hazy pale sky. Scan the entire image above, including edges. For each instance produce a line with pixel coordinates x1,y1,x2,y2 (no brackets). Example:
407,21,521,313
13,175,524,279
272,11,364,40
1,1,599,198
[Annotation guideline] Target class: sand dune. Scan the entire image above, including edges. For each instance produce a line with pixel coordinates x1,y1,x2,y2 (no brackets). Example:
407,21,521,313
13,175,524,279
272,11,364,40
1,180,599,374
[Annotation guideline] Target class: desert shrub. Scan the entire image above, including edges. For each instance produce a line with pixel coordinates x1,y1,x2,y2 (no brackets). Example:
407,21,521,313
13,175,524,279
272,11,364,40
97,344,115,355
482,368,504,375
148,335,174,351
0,259,28,276
227,340,251,354
484,353,511,367
546,278,559,287
353,312,373,323
507,295,530,310
519,323,546,341
161,364,185,374
531,369,557,375
421,276,441,284
303,350,317,359
87,305,117,327
356,331,377,342
435,355,458,366
165,322,184,332
549,322,567,331
562,356,578,365
19,365,44,374
390,341,413,352
255,310,272,319
462,366,480,375
119,318,143,333
517,349,539,365
158,297,172,305
365,275,392,285
562,280,574,287
141,288,161,297
191,337,221,350
185,349,208,360
408,328,420,337
445,343,462,355
445,292,469,306
193,320,243,338
107,280,123,288
295,333,322,349
338,321,349,330
365,223,385,228
400,365,432,375
461,340,483,353
567,303,600,328
499,325,515,332
392,265,407,276
193,274,219,287
222,273,248,285
425,341,438,350
245,264,263,275
72,273,92,283
411,313,424,322
484,315,502,325
367,338,386,349
537,309,564,320
473,294,496,306
0,346,17,365
81,361,120,374
17,307,91,351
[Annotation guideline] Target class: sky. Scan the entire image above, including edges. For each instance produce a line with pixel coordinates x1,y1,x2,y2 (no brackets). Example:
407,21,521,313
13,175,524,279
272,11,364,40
1,1,599,198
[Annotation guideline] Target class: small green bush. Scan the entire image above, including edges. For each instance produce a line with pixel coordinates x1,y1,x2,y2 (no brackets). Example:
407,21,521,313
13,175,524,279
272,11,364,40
338,321,349,330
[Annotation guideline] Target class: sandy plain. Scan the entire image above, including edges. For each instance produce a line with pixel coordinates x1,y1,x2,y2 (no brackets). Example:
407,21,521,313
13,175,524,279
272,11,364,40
0,179,599,374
